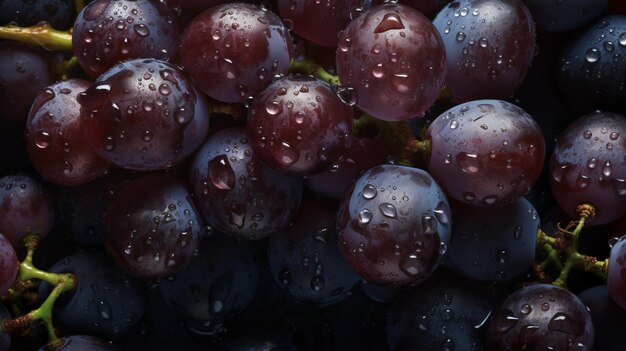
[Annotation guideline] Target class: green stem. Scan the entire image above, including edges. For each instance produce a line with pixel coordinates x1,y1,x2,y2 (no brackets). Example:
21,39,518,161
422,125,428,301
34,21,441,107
289,59,341,86
0,23,72,51
208,102,245,120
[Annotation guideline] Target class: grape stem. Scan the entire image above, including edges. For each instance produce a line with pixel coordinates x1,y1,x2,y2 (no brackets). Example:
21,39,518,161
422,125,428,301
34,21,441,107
289,59,341,86
535,203,609,287
0,23,72,51
75,0,85,15
1,235,77,348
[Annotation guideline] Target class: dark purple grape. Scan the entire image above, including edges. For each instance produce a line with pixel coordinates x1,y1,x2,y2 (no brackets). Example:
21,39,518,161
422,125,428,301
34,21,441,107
104,173,204,278
25,79,110,186
72,0,181,78
487,283,594,350
268,197,361,306
38,335,119,351
157,234,260,336
0,41,53,126
578,285,626,351
0,174,55,246
522,0,608,32
179,2,293,103
38,251,145,340
336,3,447,121
400,0,452,18
387,271,495,351
557,15,626,115
0,233,18,297
79,58,209,171
445,197,539,282
432,0,536,102
0,0,76,30
549,111,626,225
213,325,299,351
189,127,302,240
166,0,232,12
247,75,353,175
425,99,545,206
336,164,452,287
277,0,369,47
608,235,626,309
305,138,388,199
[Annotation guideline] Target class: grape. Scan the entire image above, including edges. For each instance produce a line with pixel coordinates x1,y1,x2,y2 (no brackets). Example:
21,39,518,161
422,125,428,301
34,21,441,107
38,251,145,339
522,0,608,32
79,58,209,171
578,285,626,351
25,79,110,186
166,0,232,13
387,270,495,351
549,111,626,225
444,197,539,282
305,138,389,199
487,283,594,350
0,41,53,126
608,235,626,310
425,99,545,207
213,325,298,351
72,0,181,78
247,75,353,175
0,0,76,30
432,0,536,102
267,197,361,306
157,234,260,336
400,0,451,18
0,174,55,246
557,15,626,115
104,173,204,279
189,127,303,240
277,0,370,47
179,2,294,103
0,233,18,297
336,3,446,121
336,164,452,287
37,335,119,351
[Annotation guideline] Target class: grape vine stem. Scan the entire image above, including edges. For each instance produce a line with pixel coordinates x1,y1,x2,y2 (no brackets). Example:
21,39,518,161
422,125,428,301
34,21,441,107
289,59,341,86
0,24,72,51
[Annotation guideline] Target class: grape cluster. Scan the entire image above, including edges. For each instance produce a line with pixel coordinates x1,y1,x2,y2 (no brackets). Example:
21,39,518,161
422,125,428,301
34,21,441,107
0,0,624,350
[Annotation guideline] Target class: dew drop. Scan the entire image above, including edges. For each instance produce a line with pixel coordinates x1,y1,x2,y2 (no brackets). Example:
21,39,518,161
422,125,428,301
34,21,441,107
133,24,150,37
207,155,235,190
358,209,373,224
362,184,377,199
379,203,397,218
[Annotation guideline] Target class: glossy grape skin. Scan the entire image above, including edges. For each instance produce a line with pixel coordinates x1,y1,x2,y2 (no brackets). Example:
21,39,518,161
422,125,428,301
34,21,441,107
0,234,18,297
72,0,181,78
400,0,451,18
0,174,55,246
336,164,452,287
0,0,76,30
247,75,353,175
305,138,388,199
387,271,494,351
557,15,626,115
608,236,626,309
37,335,120,351
522,0,608,32
425,99,545,207
336,3,447,121
166,0,232,12
25,79,110,186
277,0,368,47
79,58,209,171
549,111,626,225
179,2,293,103
578,285,626,351
190,127,302,240
214,326,299,351
487,284,594,351
38,251,145,340
157,234,259,336
444,197,539,282
104,173,204,279
432,0,536,103
268,198,361,306
0,41,53,126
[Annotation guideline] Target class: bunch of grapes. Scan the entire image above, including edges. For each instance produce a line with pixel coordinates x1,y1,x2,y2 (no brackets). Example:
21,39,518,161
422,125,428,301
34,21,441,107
0,0,625,350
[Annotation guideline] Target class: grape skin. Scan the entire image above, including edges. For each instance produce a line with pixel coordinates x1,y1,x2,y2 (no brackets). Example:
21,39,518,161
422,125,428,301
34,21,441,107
608,236,626,310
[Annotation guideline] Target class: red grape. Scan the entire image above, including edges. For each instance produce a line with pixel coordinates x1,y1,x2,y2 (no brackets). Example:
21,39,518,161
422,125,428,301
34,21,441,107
608,235,626,310
179,2,294,103
79,58,209,171
336,3,447,121
247,75,353,175
0,233,18,297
